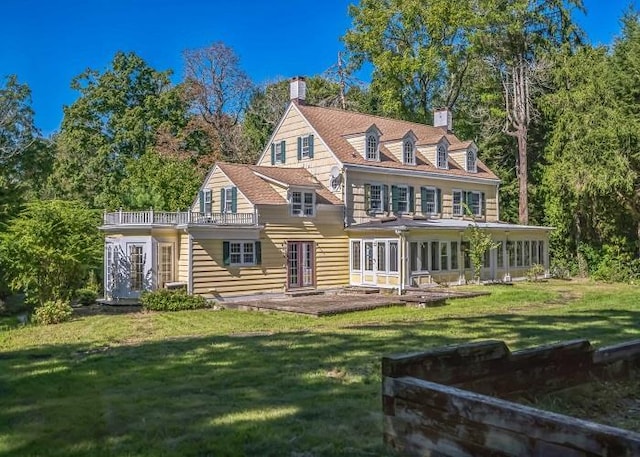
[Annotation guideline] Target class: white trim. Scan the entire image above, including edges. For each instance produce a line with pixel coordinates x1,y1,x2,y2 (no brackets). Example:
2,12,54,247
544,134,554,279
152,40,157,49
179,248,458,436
187,233,193,294
343,163,501,185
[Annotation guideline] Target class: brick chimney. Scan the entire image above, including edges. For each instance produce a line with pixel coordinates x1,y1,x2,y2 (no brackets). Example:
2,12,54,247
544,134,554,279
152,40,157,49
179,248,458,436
290,76,306,104
433,107,452,132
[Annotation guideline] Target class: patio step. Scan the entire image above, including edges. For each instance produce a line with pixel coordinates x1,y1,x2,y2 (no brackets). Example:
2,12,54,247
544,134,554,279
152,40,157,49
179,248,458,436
340,286,381,295
285,289,325,298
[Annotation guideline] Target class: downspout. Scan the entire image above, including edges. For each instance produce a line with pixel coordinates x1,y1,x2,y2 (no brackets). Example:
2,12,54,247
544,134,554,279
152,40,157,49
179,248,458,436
496,183,500,221
342,167,348,227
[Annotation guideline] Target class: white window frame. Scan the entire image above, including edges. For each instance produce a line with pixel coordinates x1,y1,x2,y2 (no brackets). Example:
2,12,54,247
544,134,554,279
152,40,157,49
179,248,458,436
229,241,256,266
274,142,284,163
158,242,174,287
453,189,463,216
350,240,362,271
395,185,409,213
403,139,415,165
467,149,477,172
366,133,379,161
203,189,212,214
436,144,448,169
422,186,437,214
128,243,145,292
221,187,234,213
290,189,315,217
369,183,383,213
301,135,311,159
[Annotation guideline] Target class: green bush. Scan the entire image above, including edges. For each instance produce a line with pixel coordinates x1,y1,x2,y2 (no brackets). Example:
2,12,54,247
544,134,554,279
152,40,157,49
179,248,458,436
526,264,546,282
75,288,98,306
140,289,208,312
32,300,73,325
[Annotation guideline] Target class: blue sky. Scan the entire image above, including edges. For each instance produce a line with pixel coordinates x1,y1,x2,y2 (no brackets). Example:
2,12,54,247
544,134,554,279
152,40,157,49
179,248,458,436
1,0,637,135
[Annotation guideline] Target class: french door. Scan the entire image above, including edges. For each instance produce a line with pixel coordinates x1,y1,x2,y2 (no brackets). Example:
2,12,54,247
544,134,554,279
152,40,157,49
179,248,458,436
287,241,315,289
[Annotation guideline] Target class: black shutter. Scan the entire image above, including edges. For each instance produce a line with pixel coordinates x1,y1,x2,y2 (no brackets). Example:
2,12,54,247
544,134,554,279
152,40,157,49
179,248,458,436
271,143,275,165
231,187,238,213
391,185,399,212
481,192,486,216
420,187,427,213
255,241,262,265
281,140,286,163
436,188,442,213
409,186,415,212
308,134,314,158
223,241,230,266
383,184,389,212
220,188,225,213
297,137,302,161
199,190,204,214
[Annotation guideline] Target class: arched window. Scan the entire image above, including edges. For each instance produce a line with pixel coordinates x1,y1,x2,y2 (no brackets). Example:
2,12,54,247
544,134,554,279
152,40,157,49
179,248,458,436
436,145,448,169
403,140,415,165
466,149,477,172
366,134,378,160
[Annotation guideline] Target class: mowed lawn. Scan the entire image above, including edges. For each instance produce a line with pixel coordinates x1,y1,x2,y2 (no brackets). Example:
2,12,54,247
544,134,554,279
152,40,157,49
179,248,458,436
1,280,640,457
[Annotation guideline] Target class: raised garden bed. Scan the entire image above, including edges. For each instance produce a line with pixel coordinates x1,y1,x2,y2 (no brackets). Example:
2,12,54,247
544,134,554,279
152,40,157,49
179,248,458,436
382,339,640,456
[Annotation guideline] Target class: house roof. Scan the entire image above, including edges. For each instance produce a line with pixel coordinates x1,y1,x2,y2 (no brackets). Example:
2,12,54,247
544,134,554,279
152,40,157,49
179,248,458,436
295,102,499,181
345,216,552,232
217,162,342,206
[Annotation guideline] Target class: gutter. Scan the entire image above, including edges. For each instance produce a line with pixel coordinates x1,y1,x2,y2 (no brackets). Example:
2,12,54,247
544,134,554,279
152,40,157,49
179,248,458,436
343,163,501,186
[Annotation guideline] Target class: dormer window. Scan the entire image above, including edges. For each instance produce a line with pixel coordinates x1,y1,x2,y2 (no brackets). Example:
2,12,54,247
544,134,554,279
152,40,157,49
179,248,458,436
466,149,477,173
436,144,448,169
403,139,415,165
366,133,379,161
290,189,315,217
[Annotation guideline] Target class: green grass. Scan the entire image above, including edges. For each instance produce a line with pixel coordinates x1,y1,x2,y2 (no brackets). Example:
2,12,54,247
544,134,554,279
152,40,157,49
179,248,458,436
1,280,640,456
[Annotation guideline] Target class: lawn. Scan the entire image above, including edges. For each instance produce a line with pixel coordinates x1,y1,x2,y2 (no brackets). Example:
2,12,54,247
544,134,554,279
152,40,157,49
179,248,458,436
1,280,639,456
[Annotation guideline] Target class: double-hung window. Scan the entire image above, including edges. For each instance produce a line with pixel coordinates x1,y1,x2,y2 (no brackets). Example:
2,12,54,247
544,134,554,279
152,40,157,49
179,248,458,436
403,140,415,165
370,184,382,212
291,190,315,217
202,189,212,214
394,185,409,213
220,187,237,213
468,191,481,216
298,135,314,160
223,241,261,266
453,190,463,216
421,187,437,214
271,140,286,164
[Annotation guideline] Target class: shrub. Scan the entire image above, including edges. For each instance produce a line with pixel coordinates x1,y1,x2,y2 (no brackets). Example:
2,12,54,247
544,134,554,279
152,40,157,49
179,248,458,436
526,264,546,282
75,288,98,306
32,300,73,325
140,289,208,312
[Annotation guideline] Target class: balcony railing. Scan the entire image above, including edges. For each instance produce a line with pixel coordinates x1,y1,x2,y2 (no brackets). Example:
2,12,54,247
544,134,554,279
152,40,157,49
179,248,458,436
103,210,256,226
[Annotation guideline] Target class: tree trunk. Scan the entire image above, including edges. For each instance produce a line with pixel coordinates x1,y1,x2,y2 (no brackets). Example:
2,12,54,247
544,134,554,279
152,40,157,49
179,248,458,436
517,127,528,225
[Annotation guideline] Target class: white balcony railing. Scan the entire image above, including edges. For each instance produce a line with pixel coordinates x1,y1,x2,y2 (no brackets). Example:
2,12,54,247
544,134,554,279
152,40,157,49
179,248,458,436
103,210,255,226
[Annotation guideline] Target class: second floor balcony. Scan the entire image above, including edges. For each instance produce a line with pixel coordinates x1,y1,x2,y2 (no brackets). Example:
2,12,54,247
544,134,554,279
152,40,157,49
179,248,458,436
102,210,256,227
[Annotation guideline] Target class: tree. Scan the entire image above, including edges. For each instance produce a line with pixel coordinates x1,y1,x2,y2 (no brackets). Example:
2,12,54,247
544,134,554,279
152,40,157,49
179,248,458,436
465,222,499,283
119,151,202,210
49,51,188,208
0,200,102,306
344,0,477,123
0,75,38,225
183,42,254,163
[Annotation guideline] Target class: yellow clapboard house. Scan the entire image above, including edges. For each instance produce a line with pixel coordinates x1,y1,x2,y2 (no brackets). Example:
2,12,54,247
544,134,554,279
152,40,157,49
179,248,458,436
101,77,551,301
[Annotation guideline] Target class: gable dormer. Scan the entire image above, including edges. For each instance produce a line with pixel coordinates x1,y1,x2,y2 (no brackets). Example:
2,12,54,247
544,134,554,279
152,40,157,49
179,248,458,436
364,125,381,161
449,142,478,173
435,138,449,170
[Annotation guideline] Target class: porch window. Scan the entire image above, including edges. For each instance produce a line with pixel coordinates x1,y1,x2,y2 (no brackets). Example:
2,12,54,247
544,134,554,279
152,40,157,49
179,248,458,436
351,241,361,270
377,242,386,272
497,241,504,268
420,242,429,271
158,244,174,287
410,242,418,272
223,241,261,266
451,241,459,270
430,241,440,271
364,242,374,271
440,242,448,271
532,241,539,264
462,241,471,269
129,245,144,291
524,241,531,266
516,241,523,267
507,241,515,268
537,241,544,266
389,241,398,272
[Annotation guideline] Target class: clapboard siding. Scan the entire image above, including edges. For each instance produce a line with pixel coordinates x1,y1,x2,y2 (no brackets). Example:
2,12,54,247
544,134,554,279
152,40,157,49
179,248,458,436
347,171,498,223
178,232,189,283
257,106,342,200
191,204,348,297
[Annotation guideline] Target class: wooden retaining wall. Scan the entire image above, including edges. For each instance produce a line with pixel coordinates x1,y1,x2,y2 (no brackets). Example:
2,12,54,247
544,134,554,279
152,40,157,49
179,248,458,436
382,339,640,457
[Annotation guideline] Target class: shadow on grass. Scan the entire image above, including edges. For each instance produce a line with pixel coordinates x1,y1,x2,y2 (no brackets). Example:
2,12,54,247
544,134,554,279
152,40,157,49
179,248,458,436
1,307,639,456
